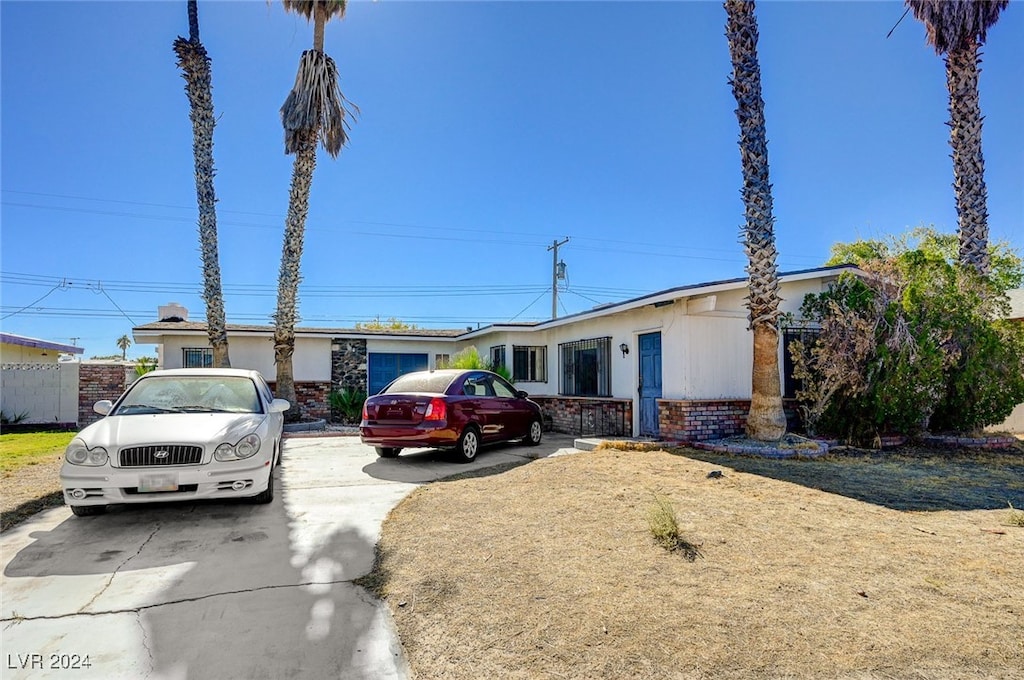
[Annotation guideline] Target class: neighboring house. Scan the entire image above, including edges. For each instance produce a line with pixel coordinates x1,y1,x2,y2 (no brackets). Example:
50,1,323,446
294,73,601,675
0,333,83,425
134,266,857,441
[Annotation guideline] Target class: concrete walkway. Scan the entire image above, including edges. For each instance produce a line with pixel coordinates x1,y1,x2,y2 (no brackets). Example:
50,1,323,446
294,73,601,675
1,434,580,679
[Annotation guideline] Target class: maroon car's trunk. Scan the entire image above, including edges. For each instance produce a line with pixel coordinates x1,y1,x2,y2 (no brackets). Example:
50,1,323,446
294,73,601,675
364,394,434,424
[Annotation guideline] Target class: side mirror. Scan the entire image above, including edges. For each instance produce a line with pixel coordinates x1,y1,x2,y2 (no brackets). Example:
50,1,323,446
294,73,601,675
269,398,291,414
94,400,113,416
516,390,529,399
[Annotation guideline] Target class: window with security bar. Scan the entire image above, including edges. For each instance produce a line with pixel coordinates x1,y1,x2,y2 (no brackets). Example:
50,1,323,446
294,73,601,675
182,347,213,368
559,337,611,397
490,345,506,372
513,346,547,382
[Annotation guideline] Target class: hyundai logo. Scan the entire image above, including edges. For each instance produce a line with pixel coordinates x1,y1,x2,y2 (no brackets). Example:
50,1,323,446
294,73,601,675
154,450,170,459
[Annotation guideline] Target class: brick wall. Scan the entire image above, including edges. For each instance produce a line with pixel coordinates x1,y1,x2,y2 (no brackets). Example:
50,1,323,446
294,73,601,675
658,399,799,443
530,396,632,436
268,381,331,421
79,364,129,427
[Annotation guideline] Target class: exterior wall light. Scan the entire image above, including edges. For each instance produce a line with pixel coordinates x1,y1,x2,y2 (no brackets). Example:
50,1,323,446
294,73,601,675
619,343,629,357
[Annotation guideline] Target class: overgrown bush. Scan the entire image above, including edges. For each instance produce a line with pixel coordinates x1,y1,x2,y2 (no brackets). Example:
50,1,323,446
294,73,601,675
329,387,367,424
440,347,513,383
793,250,1024,444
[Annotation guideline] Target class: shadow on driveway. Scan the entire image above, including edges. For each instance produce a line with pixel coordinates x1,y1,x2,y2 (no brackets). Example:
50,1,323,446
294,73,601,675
673,446,1024,511
361,434,578,484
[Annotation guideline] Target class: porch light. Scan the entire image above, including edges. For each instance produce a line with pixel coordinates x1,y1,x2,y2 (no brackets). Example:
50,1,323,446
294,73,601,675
619,343,629,357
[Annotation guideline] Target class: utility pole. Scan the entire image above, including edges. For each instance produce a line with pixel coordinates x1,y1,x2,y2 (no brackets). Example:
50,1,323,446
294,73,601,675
548,237,569,319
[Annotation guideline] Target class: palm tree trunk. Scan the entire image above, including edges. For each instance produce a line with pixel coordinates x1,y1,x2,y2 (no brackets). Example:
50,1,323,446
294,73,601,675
274,129,318,420
174,2,230,368
725,0,786,441
946,40,990,275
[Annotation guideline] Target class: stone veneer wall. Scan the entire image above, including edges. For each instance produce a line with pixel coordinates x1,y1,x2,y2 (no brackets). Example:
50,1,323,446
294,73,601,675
79,364,128,427
268,381,331,422
530,396,633,437
658,399,799,443
331,339,367,394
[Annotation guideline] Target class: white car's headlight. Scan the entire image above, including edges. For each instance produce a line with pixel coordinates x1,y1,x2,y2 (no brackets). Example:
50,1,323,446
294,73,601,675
214,434,262,461
65,439,108,466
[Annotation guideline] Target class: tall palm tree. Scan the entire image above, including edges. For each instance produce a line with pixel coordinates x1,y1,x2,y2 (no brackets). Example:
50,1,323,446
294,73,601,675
117,334,132,361
906,0,1008,276
274,0,356,419
174,0,231,367
724,0,786,441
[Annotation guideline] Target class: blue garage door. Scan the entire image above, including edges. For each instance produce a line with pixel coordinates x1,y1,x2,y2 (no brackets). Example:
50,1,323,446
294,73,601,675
368,353,429,395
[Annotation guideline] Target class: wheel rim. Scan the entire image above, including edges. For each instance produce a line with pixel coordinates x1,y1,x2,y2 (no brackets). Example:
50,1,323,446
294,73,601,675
464,431,478,458
531,421,542,442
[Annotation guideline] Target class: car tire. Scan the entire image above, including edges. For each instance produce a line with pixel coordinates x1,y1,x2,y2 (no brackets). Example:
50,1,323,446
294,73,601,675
455,426,480,463
525,419,543,446
71,505,106,517
376,447,400,458
251,469,275,504
275,441,283,468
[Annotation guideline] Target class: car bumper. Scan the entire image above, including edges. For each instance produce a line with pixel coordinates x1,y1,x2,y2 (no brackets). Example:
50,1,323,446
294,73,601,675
360,423,460,449
60,457,273,507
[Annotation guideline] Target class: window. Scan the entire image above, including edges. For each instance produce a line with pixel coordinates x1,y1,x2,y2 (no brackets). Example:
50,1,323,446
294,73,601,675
513,346,547,382
182,347,213,368
559,337,611,397
435,353,450,368
490,345,506,371
782,328,821,399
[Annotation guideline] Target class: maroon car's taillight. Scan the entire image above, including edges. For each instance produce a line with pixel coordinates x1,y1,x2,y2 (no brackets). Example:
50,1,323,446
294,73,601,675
423,398,447,421
362,401,369,420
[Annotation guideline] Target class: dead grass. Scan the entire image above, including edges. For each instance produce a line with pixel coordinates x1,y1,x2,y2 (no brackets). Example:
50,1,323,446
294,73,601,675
0,452,64,532
367,447,1024,680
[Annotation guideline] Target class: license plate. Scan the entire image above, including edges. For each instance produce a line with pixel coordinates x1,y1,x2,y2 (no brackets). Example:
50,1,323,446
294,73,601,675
138,473,178,493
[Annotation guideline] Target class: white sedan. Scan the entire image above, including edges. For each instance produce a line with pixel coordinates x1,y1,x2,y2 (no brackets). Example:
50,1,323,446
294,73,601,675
61,368,289,516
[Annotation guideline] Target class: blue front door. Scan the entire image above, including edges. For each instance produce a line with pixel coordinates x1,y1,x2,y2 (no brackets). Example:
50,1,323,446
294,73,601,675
368,353,428,395
638,332,662,437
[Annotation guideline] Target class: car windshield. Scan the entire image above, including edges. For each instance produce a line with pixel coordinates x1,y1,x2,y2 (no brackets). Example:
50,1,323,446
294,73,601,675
383,372,455,394
114,376,261,415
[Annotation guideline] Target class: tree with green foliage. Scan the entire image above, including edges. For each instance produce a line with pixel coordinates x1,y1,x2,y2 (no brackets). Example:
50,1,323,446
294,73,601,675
906,0,1008,276
355,316,419,331
793,231,1024,444
116,334,132,361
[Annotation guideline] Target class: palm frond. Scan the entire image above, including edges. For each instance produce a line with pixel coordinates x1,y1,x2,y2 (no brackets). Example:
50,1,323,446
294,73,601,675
282,0,347,22
906,0,1008,53
280,50,358,158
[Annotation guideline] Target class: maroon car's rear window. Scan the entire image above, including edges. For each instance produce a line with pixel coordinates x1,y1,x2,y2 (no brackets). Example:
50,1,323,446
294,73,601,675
384,373,455,394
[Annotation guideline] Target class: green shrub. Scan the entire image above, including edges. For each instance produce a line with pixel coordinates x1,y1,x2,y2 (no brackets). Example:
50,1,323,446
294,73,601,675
441,347,513,383
329,387,367,424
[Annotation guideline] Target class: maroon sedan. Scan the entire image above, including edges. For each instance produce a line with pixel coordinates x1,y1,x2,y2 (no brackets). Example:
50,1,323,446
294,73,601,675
360,369,544,462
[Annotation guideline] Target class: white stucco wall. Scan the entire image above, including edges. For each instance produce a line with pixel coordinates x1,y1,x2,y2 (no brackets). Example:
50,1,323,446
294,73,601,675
154,334,332,382
0,344,61,364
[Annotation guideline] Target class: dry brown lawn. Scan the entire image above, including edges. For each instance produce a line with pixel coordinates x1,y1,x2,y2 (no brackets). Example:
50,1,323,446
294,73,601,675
364,446,1024,680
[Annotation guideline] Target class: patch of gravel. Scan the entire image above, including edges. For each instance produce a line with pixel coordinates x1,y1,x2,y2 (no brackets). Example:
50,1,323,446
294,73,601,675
1,454,65,532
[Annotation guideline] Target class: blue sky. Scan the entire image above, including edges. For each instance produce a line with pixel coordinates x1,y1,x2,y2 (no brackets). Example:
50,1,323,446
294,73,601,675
2,0,1022,360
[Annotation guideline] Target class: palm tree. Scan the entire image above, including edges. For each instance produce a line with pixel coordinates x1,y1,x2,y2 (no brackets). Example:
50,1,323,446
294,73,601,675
174,0,231,367
274,0,356,419
724,0,786,441
906,0,1008,276
117,334,132,361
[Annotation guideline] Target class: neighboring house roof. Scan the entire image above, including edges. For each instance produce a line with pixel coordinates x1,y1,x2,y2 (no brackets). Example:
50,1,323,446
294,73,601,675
133,265,860,341
0,332,84,354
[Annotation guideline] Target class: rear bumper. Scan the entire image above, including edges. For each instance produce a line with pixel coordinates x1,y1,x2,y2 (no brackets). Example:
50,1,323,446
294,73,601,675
360,422,459,449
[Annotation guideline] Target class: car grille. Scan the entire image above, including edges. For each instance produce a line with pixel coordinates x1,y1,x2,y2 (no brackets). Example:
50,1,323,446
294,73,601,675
119,445,203,467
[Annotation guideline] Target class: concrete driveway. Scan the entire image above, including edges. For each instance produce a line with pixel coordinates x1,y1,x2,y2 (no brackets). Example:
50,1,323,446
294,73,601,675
1,433,580,680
